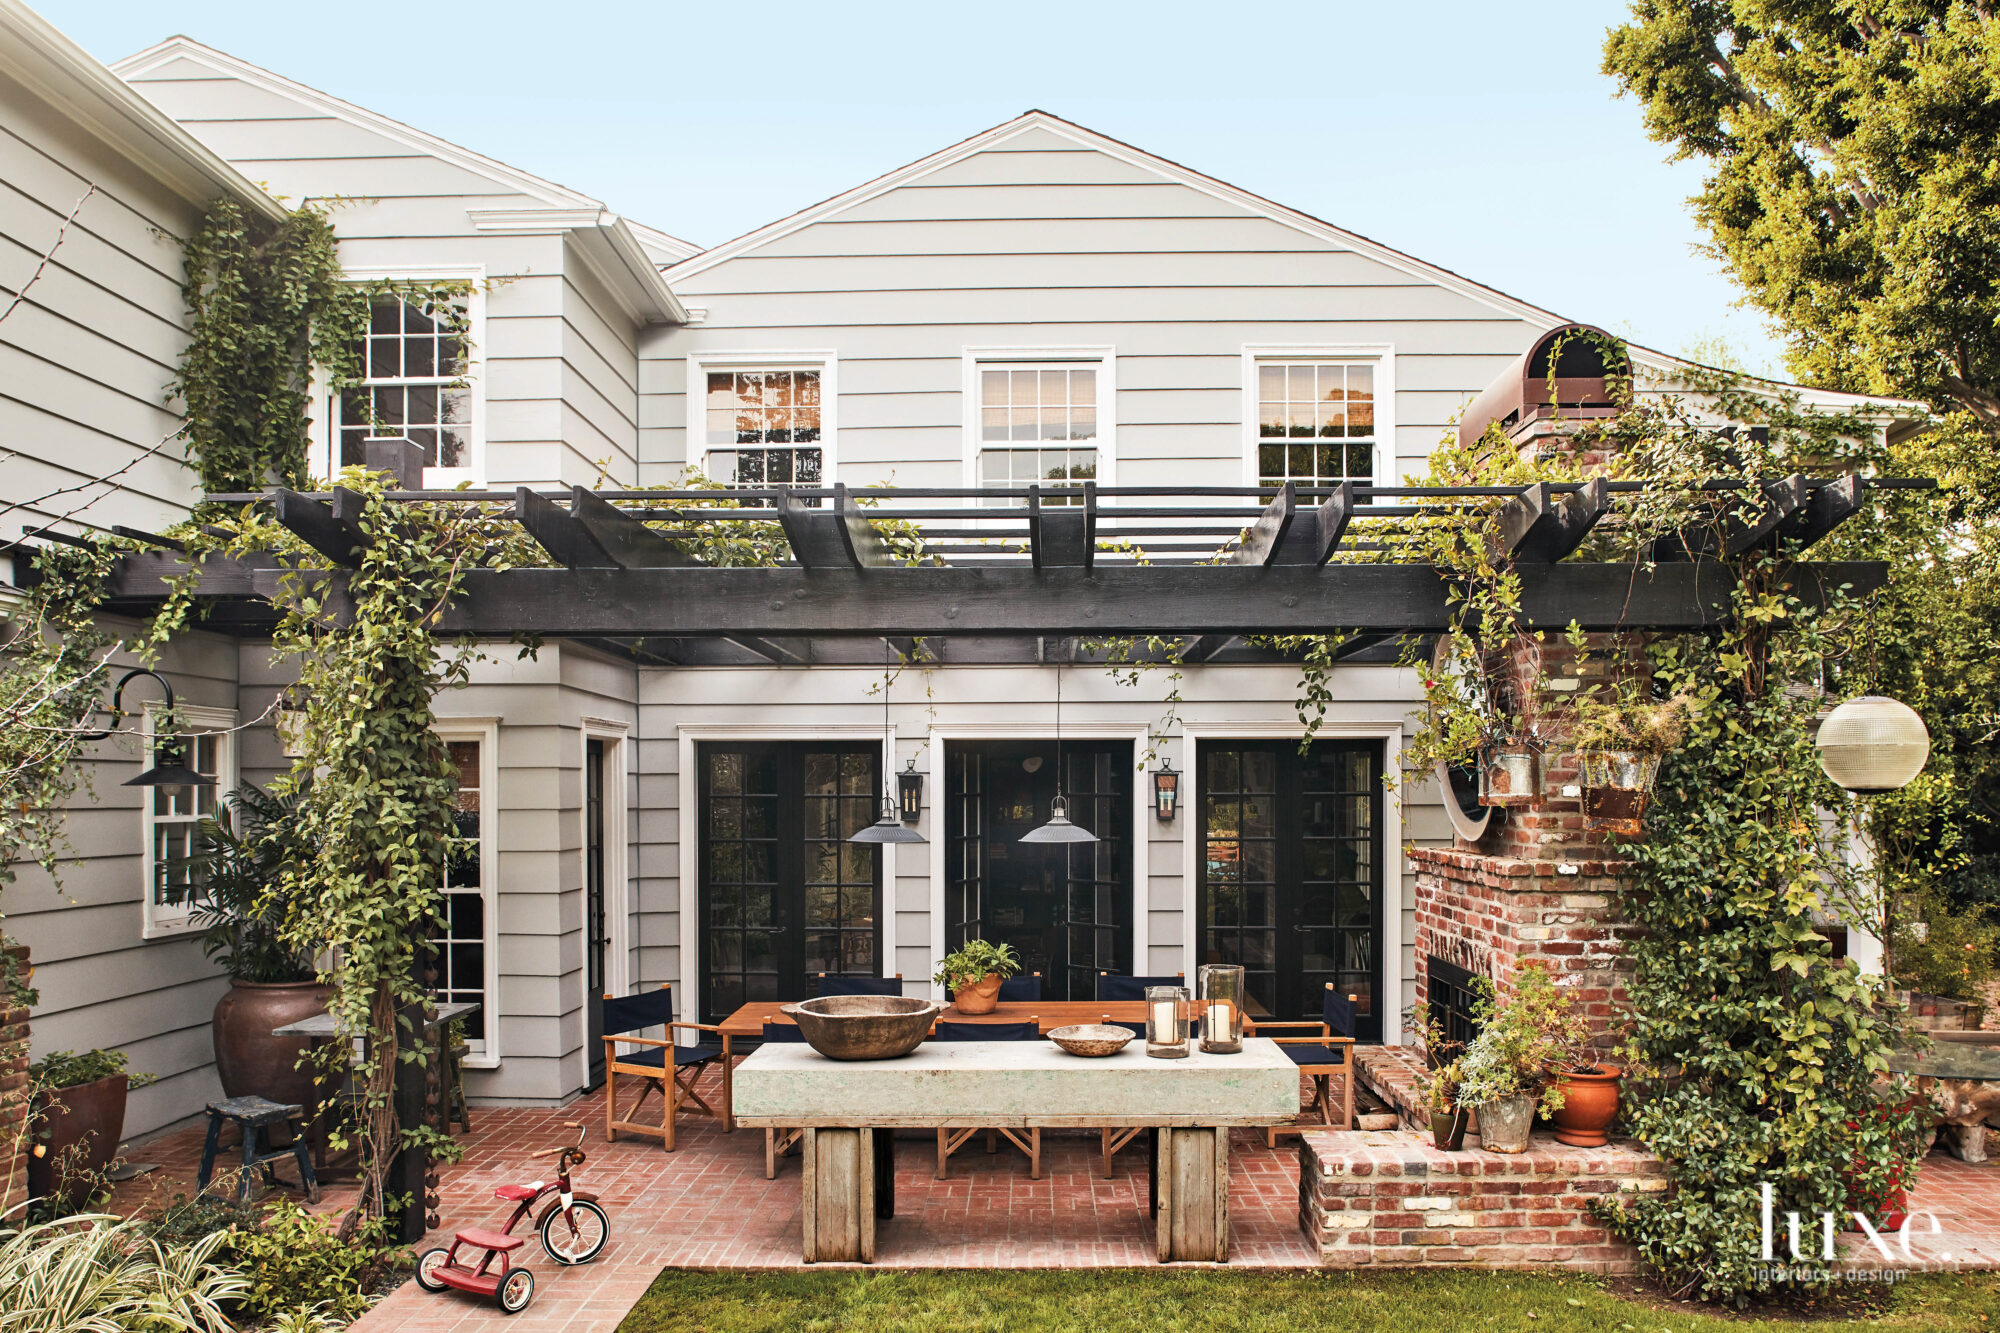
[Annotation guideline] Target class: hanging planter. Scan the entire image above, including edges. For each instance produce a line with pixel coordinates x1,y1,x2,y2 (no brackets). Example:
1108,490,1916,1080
1477,742,1542,807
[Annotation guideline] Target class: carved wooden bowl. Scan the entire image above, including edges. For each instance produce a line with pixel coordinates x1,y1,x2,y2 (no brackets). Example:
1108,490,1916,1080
780,995,943,1060
1047,1024,1135,1057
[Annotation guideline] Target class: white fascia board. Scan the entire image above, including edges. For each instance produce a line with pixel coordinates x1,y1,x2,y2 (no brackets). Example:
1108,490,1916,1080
663,110,1569,330
112,35,601,211
470,207,687,325
623,218,703,264
0,1,283,223
1629,346,1933,435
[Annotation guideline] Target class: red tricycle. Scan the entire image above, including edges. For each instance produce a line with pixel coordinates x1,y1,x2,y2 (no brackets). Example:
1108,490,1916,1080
413,1120,610,1314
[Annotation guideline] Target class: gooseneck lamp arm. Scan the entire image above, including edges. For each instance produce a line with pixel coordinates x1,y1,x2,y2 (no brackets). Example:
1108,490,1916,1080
78,668,217,788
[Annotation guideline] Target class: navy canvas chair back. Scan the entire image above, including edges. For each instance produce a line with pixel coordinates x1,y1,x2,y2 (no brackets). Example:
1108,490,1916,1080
935,1020,1040,1042
1096,973,1183,1002
761,1022,808,1043
603,986,675,1038
1323,986,1359,1041
818,974,904,997
998,972,1042,1002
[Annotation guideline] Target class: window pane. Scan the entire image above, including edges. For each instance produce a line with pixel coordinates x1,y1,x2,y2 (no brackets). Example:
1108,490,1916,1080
982,369,1008,406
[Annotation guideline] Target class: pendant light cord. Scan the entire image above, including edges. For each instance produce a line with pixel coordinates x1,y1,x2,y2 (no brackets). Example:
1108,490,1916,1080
1054,664,1064,804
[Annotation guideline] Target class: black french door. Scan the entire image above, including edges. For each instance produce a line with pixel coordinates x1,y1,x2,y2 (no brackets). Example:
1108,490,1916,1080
585,737,608,1087
944,739,1131,1001
1197,740,1384,1038
697,742,882,1025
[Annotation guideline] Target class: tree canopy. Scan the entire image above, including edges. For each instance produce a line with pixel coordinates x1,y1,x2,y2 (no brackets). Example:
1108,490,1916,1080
1604,1,2000,428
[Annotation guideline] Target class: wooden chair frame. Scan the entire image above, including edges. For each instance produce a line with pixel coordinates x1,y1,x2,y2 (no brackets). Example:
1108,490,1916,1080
1247,1016,1356,1147
603,991,734,1152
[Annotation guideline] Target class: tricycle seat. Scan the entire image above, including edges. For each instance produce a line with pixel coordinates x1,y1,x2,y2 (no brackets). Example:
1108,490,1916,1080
454,1226,525,1252
493,1185,538,1202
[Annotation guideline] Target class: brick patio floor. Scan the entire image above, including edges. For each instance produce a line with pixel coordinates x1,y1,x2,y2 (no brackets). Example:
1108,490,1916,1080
107,1083,2000,1333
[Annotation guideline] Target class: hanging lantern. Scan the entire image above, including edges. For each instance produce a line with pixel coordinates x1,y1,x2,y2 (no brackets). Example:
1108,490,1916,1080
1816,696,1930,794
848,658,927,845
897,760,924,823
1152,761,1179,821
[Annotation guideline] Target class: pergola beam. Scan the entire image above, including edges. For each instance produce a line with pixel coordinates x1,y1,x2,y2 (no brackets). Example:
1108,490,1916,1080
516,485,613,568
777,484,893,570
725,634,811,665
569,486,695,568
1499,478,1608,563
1179,634,1235,661
434,560,1885,638
271,487,365,567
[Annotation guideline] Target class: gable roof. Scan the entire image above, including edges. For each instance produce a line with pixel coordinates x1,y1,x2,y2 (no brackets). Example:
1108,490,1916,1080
112,34,605,210
662,109,1570,326
0,1,281,223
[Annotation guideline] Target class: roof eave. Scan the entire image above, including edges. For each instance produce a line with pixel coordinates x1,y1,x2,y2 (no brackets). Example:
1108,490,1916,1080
0,3,283,224
468,207,686,325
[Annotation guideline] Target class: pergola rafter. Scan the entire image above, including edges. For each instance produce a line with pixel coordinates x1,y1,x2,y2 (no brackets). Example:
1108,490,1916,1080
75,475,1926,661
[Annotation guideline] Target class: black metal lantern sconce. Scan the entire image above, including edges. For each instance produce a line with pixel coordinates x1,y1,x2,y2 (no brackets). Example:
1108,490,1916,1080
79,668,217,789
1153,760,1179,822
897,759,923,823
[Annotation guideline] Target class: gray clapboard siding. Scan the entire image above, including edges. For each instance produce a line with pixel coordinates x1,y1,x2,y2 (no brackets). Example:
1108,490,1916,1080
697,249,1430,295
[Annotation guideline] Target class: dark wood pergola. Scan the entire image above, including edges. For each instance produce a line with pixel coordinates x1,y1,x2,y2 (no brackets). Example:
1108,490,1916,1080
79,437,1917,660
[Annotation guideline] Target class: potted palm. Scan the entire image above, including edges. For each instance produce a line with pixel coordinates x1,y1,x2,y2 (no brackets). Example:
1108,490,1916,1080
932,939,1021,1015
168,784,326,1109
27,1049,153,1210
1568,693,1693,834
1454,963,1589,1153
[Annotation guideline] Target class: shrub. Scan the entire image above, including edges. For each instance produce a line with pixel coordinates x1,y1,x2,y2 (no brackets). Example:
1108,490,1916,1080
0,1214,245,1332
231,1198,392,1323
1893,882,2000,1001
28,1048,154,1091
1451,963,1590,1112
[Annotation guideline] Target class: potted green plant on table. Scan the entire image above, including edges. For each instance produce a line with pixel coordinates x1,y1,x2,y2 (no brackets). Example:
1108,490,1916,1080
168,783,327,1109
932,940,1022,1015
1567,693,1694,835
1454,963,1591,1153
27,1048,154,1211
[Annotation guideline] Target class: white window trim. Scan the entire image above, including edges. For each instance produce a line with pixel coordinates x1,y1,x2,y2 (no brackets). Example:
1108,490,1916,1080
436,718,502,1067
580,717,632,1025
961,346,1117,494
140,702,237,941
1176,721,1405,1044
675,724,902,1040
923,720,1150,1001
1240,343,1395,490
684,350,839,487
310,265,488,489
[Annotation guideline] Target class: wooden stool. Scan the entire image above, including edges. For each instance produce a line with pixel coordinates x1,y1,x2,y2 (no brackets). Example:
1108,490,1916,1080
197,1096,319,1204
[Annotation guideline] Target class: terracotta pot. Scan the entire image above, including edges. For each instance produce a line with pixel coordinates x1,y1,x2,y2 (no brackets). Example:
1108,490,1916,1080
1475,1092,1536,1153
1430,1108,1468,1151
1549,1063,1622,1147
952,973,1003,1015
213,979,331,1111
27,1072,127,1205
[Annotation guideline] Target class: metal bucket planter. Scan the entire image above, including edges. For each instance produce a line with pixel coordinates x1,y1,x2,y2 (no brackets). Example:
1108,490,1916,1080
1576,749,1661,835
1477,745,1541,807
1474,1092,1536,1153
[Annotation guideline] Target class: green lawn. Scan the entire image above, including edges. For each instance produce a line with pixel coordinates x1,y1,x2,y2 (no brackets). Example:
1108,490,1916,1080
618,1268,2000,1333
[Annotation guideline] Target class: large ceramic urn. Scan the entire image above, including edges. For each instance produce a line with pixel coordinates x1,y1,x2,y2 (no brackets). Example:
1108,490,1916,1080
212,979,331,1109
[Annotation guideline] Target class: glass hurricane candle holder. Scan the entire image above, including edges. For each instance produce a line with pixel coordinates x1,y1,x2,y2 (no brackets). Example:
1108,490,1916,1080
1197,963,1245,1054
1145,985,1190,1058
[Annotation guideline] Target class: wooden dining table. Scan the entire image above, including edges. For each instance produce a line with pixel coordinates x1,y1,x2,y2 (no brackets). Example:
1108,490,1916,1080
716,999,1152,1040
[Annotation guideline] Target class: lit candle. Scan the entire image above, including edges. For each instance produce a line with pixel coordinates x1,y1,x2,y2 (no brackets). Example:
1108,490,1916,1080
1150,996,1177,1041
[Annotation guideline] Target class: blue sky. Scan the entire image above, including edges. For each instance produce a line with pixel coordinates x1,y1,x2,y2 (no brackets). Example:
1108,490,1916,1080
44,0,1786,375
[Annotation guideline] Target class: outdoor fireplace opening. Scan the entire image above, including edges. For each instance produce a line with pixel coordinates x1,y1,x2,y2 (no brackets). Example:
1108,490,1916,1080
1425,955,1483,1059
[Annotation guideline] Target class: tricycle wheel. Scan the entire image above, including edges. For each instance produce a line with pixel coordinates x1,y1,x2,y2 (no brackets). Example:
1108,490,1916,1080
539,1198,610,1265
496,1267,535,1314
413,1247,454,1293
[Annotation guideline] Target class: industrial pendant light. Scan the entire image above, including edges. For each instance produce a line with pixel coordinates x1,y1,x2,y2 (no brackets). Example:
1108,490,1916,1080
1021,665,1098,844
78,668,218,789
847,657,926,845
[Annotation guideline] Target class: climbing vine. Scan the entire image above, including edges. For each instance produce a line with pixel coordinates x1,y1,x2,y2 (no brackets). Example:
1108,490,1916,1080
175,199,474,494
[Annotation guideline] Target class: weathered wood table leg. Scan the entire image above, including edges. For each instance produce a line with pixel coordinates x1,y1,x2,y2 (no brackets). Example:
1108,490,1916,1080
1154,1125,1229,1262
801,1127,877,1262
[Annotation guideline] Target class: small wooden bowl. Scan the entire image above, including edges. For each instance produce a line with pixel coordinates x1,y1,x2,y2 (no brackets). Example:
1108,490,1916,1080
1048,1024,1134,1057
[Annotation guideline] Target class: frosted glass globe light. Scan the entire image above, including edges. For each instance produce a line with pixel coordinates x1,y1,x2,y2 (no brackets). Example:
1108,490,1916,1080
1816,696,1930,794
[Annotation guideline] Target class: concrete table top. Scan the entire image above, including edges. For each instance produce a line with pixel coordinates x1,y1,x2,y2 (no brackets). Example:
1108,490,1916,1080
733,1036,1298,1128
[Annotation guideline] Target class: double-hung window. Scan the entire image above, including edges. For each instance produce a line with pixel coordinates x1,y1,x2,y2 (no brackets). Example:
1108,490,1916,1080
703,368,825,488
324,271,484,487
1244,347,1391,490
967,350,1114,500
141,705,235,939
